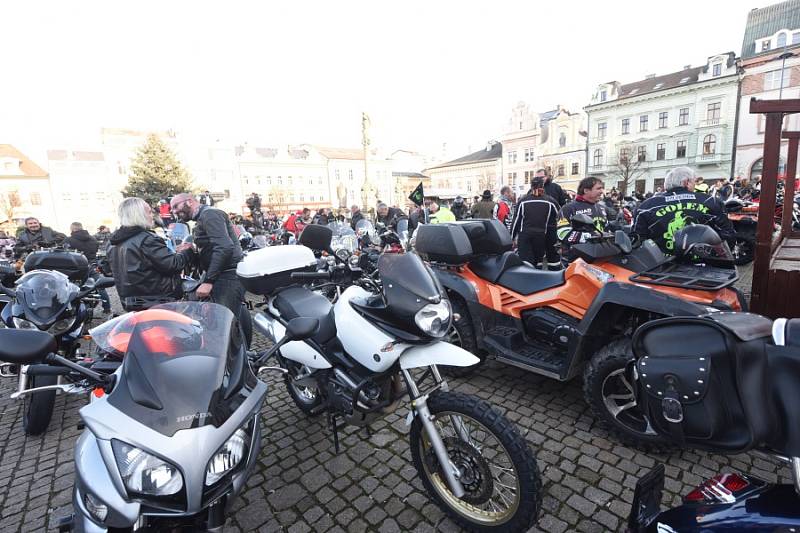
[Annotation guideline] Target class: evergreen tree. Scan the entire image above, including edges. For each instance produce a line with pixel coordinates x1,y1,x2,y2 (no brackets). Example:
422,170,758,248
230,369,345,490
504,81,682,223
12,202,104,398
122,134,192,205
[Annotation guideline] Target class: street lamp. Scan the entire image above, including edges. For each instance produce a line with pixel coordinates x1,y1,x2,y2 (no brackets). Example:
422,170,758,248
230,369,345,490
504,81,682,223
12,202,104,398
778,51,794,99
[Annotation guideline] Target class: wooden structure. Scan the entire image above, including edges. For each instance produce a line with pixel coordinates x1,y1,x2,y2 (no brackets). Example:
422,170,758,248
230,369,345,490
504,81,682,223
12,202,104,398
750,98,800,317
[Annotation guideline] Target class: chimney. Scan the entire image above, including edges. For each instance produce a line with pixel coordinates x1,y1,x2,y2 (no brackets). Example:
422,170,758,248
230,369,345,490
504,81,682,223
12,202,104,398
645,74,656,79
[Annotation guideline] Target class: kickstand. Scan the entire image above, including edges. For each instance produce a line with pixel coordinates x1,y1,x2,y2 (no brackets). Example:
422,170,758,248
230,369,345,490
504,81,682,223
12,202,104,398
328,412,341,454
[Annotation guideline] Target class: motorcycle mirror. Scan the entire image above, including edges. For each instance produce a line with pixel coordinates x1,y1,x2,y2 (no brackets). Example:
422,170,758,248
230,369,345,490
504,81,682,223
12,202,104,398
285,317,320,341
94,276,115,290
0,329,56,365
614,230,632,254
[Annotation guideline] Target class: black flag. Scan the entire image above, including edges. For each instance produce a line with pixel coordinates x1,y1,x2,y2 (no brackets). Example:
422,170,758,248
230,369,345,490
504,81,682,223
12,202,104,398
408,182,424,206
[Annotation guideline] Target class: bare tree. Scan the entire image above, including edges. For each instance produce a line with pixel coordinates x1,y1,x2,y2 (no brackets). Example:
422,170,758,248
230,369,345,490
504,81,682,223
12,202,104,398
612,145,646,196
0,190,22,227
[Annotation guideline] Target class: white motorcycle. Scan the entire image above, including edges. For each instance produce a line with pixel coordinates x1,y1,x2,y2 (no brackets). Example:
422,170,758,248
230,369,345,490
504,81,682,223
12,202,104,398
238,226,542,532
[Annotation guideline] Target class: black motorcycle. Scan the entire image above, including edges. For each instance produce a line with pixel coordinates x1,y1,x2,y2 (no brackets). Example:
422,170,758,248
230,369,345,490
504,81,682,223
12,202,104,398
0,269,114,434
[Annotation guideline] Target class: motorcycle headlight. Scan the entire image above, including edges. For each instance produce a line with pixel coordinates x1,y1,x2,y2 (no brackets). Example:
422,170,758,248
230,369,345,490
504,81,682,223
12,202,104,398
12,317,38,330
414,300,451,338
48,316,76,335
205,428,248,486
336,248,351,261
112,440,184,496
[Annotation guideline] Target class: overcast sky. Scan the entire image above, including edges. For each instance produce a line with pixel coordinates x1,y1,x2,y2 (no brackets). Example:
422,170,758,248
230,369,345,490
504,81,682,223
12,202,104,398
0,0,776,163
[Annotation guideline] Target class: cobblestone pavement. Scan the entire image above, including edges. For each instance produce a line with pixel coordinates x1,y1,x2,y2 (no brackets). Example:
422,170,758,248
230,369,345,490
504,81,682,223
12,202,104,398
1,270,791,533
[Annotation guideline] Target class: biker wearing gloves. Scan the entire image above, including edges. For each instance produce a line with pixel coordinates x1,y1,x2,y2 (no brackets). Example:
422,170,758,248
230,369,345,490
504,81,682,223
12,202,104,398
510,176,561,269
171,193,244,315
106,197,193,306
632,166,735,253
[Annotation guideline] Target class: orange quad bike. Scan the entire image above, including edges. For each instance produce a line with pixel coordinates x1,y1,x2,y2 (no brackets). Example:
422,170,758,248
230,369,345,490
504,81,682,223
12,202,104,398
414,219,746,449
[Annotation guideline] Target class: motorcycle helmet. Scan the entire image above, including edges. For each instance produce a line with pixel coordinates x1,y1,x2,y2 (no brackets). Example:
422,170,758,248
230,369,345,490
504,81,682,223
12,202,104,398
673,224,734,267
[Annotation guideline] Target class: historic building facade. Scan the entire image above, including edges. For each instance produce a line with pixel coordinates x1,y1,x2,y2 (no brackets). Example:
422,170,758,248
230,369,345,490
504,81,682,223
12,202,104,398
585,53,739,194
0,145,57,231
423,142,502,201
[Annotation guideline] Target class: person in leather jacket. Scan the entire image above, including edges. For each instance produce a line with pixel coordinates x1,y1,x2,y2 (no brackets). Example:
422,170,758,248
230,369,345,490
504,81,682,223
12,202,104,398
632,166,734,253
65,222,99,261
510,176,561,269
171,193,244,314
14,217,66,256
376,202,407,230
106,197,193,306
350,205,365,230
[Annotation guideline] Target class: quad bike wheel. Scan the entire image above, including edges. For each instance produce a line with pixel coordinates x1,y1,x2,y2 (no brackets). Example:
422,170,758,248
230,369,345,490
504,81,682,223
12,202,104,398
583,339,674,452
440,298,484,378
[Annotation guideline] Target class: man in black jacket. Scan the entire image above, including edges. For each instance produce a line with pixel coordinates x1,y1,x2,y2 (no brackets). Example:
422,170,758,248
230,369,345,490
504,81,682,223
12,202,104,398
510,176,561,269
376,202,407,230
542,169,570,207
632,166,734,253
14,217,66,256
65,222,99,260
171,193,244,314
559,177,608,231
350,205,365,230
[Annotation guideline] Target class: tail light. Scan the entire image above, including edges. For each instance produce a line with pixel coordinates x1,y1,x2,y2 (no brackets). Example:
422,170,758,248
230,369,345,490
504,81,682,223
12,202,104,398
684,473,750,504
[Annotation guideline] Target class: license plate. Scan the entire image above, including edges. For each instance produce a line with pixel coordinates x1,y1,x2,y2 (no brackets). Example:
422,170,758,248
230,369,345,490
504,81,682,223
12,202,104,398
627,464,665,533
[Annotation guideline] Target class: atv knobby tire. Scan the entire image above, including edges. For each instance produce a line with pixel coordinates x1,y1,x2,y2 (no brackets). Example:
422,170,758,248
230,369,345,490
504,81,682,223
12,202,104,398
440,298,484,378
583,338,674,452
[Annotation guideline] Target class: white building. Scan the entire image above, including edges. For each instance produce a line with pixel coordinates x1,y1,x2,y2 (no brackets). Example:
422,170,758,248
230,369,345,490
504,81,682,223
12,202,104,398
585,53,739,194
46,150,119,231
424,142,503,200
315,146,394,210
0,145,57,231
501,102,540,196
735,0,800,181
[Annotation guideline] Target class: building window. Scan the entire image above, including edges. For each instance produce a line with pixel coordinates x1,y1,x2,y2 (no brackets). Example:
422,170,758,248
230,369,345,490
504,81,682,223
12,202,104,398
265,177,271,185
619,148,630,162
778,32,787,48
707,102,721,121
600,90,607,102
639,115,648,132
656,143,666,160
676,140,687,158
348,169,353,180
598,122,607,139
335,169,340,180
679,107,689,125
793,31,800,45
658,112,668,128
703,134,716,155
559,132,567,147
712,63,722,77
80,192,89,202
524,170,532,184
30,192,41,205
62,193,72,201
318,177,323,184
571,162,579,175
762,39,771,52
592,149,603,166
507,172,517,185
508,151,517,164
621,118,630,134
765,69,791,91
637,146,646,162
524,148,534,162
557,165,565,177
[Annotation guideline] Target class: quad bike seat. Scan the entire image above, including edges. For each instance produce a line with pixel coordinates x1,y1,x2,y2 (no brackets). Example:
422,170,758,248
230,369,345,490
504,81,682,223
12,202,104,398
274,286,337,344
469,252,566,295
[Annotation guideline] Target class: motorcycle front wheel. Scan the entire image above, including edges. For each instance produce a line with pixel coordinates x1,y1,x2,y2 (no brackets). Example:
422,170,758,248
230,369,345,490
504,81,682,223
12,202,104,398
24,374,57,435
409,391,541,532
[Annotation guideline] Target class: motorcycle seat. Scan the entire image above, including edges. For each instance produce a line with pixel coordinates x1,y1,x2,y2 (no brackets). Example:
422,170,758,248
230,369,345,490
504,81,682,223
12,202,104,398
0,329,56,364
496,265,566,295
469,252,523,283
273,287,337,344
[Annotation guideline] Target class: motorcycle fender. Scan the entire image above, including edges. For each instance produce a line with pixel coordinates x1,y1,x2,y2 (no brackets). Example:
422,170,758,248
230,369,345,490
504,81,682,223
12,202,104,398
253,312,331,369
399,341,480,370
73,431,140,529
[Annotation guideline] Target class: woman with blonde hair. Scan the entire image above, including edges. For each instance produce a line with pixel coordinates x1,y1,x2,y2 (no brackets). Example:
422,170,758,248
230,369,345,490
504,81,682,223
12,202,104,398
106,197,193,309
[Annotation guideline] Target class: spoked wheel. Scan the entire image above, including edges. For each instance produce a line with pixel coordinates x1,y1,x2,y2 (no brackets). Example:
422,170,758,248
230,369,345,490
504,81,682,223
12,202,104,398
732,238,754,265
439,299,484,379
282,359,323,416
410,392,541,532
583,339,673,452
23,374,57,436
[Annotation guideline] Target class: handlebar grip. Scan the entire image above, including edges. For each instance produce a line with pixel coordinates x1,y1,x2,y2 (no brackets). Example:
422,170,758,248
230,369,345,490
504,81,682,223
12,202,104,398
290,271,332,280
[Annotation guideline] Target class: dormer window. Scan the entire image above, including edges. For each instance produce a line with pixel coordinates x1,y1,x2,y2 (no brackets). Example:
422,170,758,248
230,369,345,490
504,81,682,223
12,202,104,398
600,90,607,102
762,40,771,52
777,32,787,48
712,63,722,77
653,83,664,90
629,88,639,95
680,77,691,84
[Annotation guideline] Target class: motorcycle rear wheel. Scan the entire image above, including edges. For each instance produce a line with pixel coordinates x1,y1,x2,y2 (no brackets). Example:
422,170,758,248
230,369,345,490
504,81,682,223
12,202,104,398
282,359,323,416
23,374,57,435
409,391,541,532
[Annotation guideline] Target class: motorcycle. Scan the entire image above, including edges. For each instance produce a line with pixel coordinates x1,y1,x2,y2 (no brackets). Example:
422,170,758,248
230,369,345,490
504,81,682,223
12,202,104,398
724,198,760,265
0,270,115,434
626,312,800,531
237,225,543,531
0,301,312,532
418,218,745,450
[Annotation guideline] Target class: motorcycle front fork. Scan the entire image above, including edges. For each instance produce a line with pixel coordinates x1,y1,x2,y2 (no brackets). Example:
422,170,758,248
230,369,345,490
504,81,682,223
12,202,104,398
402,365,467,499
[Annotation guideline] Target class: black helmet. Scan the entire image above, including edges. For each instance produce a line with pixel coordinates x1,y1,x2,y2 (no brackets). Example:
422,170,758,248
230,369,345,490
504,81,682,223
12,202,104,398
673,224,733,266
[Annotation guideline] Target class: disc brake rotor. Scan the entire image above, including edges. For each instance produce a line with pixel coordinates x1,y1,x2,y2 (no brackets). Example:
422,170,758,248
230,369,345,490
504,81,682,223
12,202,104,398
425,437,494,505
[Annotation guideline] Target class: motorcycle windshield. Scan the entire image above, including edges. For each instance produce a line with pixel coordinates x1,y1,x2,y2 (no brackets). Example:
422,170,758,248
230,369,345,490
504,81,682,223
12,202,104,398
379,253,442,311
168,223,191,244
100,302,253,436
15,270,76,327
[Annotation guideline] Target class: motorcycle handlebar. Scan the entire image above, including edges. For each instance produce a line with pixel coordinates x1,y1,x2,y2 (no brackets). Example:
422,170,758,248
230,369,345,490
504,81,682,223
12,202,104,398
291,271,332,281
0,284,15,298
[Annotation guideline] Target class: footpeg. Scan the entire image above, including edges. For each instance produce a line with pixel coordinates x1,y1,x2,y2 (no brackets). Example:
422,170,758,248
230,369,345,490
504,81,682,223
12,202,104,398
0,363,18,378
